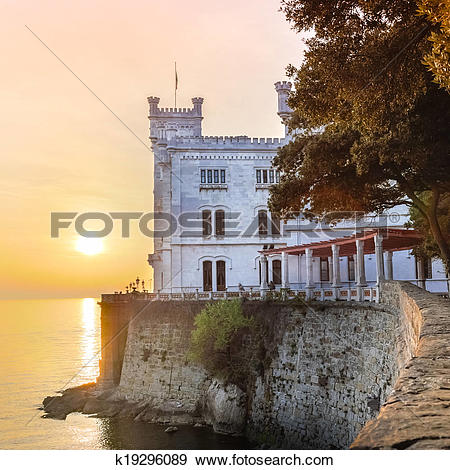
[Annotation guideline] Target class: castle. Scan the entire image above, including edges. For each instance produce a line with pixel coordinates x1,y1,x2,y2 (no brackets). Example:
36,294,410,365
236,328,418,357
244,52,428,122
146,82,448,296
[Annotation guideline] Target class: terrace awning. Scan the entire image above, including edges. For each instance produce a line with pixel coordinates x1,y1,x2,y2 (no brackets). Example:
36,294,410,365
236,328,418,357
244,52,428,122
260,229,422,257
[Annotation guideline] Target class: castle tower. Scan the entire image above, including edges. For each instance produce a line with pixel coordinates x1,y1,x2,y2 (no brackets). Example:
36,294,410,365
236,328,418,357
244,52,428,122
274,81,293,137
147,96,204,292
147,96,204,141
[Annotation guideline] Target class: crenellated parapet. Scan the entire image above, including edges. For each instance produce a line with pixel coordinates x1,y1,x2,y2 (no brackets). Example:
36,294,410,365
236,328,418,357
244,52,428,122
147,96,204,118
165,135,289,150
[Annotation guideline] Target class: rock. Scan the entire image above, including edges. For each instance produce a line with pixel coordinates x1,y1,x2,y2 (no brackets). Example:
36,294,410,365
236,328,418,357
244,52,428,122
42,383,97,420
193,422,206,428
82,397,113,415
117,402,146,418
42,396,75,420
164,426,179,433
94,402,123,418
203,379,247,435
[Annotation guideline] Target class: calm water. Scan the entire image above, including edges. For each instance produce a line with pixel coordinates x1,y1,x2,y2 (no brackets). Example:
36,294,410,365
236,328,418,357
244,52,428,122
0,298,251,449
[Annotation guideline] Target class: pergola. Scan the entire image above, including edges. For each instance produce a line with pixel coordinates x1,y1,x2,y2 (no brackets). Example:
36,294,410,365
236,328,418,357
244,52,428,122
259,229,423,300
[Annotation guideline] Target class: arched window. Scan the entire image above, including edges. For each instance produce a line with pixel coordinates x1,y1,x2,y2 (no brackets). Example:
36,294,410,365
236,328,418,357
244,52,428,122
271,214,280,236
272,259,282,285
215,210,225,237
202,210,212,237
258,210,268,236
216,260,226,291
203,261,212,291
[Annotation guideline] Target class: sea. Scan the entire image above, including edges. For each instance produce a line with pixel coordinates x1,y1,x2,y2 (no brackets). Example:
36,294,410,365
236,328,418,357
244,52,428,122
0,298,251,449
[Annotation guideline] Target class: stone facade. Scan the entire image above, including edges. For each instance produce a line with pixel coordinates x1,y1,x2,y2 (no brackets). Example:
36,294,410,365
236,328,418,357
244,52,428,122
146,85,447,295
148,84,293,294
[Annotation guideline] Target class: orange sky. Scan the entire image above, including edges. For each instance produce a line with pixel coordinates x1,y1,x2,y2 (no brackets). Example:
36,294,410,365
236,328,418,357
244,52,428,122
0,0,303,299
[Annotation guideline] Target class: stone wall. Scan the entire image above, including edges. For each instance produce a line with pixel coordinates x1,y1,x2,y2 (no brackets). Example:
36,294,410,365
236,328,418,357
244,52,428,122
116,301,209,413
100,282,450,449
351,282,450,449
245,303,401,449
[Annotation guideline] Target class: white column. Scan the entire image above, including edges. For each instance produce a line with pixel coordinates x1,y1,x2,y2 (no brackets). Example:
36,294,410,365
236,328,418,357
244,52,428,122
386,251,393,280
305,249,314,288
268,256,273,283
374,234,385,285
281,252,290,289
328,256,333,284
355,239,367,286
331,244,341,287
212,261,217,292
260,255,268,291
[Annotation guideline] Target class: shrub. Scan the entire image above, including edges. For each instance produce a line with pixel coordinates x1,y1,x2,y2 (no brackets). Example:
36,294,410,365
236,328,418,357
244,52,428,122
188,299,254,381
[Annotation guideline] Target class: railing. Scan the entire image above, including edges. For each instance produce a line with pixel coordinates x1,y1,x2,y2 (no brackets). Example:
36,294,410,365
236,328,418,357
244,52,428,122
101,286,380,303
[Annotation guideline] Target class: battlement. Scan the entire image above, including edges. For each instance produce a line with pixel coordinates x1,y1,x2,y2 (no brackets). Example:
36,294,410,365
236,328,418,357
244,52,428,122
147,96,204,117
274,81,292,92
164,135,287,149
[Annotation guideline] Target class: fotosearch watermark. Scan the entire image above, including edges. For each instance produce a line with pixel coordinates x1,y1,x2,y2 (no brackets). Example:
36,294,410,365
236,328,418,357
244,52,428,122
51,211,402,239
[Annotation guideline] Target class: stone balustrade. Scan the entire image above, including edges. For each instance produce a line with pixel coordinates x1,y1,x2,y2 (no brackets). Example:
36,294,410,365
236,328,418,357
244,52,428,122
101,286,380,304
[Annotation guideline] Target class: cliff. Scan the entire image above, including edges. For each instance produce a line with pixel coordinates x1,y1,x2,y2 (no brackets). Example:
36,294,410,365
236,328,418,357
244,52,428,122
43,281,450,449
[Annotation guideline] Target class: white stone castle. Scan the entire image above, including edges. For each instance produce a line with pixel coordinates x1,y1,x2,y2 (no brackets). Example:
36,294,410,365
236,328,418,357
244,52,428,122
146,83,448,297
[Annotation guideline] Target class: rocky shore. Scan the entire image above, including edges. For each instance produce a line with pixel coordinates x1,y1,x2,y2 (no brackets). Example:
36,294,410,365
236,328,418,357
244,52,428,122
41,379,247,437
42,383,204,425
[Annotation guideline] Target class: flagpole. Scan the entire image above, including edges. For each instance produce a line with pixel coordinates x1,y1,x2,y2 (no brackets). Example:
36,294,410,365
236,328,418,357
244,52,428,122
174,61,177,108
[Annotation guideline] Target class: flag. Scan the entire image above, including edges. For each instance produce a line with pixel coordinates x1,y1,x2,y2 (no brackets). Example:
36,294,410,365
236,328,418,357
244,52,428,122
175,62,178,91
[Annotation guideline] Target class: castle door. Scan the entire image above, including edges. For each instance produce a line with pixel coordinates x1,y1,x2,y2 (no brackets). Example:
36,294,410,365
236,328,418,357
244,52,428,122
216,260,226,291
203,261,212,291
272,259,282,285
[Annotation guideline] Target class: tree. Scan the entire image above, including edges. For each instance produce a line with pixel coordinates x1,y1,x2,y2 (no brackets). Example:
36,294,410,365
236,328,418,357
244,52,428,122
269,0,450,271
417,0,450,91
407,192,450,261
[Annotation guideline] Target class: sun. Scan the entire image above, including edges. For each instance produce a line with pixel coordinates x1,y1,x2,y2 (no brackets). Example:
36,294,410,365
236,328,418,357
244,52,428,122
75,237,104,255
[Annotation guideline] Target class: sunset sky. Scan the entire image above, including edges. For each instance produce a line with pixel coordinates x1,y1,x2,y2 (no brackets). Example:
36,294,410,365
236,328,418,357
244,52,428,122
1,0,303,299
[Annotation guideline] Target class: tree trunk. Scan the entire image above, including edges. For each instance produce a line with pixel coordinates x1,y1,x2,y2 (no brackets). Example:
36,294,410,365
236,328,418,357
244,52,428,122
426,189,450,294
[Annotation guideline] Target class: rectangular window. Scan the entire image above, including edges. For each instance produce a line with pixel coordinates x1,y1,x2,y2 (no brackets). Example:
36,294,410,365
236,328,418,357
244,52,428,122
207,169,212,183
256,169,262,183
269,170,274,184
203,261,212,291
202,210,212,237
220,169,226,183
216,260,226,291
424,257,432,279
262,170,268,184
258,210,268,236
275,171,280,183
271,214,280,236
320,257,329,282
200,169,206,183
348,255,355,281
214,169,219,183
215,210,225,237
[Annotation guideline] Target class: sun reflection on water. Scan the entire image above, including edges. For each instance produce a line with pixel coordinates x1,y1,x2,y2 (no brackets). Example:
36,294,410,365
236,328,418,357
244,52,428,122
79,298,100,383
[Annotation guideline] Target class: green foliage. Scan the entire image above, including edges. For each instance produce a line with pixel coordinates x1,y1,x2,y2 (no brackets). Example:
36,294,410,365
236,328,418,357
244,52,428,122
188,299,254,380
271,0,450,269
417,0,450,91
